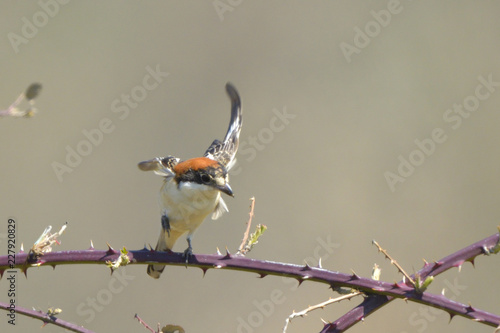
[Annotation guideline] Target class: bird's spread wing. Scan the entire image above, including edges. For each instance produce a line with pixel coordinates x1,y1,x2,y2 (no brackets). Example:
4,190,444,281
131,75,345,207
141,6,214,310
138,156,180,178
204,82,242,171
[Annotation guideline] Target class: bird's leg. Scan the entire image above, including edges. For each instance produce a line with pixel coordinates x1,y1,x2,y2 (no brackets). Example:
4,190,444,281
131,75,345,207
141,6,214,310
161,215,170,237
183,236,193,265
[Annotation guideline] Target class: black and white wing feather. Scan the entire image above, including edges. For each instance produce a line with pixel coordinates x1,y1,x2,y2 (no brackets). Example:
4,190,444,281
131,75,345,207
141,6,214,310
204,82,242,171
138,156,180,179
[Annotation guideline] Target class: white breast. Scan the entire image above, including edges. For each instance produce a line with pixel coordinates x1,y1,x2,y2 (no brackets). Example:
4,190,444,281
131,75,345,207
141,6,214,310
159,179,221,233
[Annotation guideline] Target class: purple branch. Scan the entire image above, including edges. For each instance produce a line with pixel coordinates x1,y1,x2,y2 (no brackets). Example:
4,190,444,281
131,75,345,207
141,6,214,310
0,301,95,333
323,232,500,332
1,236,499,331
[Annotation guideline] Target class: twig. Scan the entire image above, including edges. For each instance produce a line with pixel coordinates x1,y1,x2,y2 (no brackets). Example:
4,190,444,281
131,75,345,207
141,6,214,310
135,314,156,333
284,263,380,332
283,292,362,333
372,240,415,286
237,197,255,254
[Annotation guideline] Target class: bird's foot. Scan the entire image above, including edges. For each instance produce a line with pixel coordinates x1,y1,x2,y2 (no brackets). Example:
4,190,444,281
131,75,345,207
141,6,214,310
183,246,193,266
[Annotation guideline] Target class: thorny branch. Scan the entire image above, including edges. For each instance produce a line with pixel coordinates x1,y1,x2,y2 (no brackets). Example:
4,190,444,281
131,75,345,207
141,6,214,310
0,302,93,333
0,227,498,332
322,227,500,332
283,264,381,332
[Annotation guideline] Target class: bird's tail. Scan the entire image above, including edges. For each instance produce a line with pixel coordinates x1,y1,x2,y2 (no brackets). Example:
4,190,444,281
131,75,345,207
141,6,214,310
147,228,183,279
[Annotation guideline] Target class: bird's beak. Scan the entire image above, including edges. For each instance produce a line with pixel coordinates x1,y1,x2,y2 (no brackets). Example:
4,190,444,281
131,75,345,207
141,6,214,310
218,183,234,197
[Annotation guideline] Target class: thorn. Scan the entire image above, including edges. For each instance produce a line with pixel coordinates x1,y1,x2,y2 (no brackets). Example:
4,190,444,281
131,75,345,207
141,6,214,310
258,273,267,278
302,262,312,271
350,270,360,280
433,261,443,269
148,244,155,251
393,282,406,289
51,264,56,270
201,268,208,277
318,257,322,269
20,243,24,253
297,278,304,286
89,240,94,250
320,318,328,324
469,258,476,268
216,247,222,255
466,304,475,312
324,322,337,330
448,313,456,323
142,244,148,251
22,267,28,278
106,243,117,255
0,269,4,278
441,288,445,296
223,247,232,259
422,258,428,265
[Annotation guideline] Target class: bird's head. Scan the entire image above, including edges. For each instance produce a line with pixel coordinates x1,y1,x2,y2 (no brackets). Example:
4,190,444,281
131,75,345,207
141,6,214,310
173,157,234,196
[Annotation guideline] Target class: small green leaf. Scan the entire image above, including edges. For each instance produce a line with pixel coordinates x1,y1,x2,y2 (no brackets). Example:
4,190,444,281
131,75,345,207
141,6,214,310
246,224,267,251
106,247,130,270
415,275,434,293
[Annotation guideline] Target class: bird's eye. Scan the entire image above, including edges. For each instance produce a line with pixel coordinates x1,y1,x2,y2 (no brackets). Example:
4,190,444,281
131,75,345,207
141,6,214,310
200,173,211,184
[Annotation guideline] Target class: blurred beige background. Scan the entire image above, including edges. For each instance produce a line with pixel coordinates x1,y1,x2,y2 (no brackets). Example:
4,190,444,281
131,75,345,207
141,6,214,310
1,1,500,333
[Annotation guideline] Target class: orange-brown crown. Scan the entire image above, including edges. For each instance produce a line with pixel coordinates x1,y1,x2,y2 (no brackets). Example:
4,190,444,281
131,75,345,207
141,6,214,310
173,157,220,175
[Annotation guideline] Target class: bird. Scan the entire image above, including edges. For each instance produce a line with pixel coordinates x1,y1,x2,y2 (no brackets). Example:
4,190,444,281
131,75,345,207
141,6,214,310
138,83,242,279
